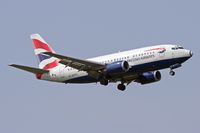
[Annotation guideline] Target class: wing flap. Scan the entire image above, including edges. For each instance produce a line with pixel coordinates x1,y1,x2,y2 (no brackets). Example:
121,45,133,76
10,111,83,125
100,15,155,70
9,64,49,74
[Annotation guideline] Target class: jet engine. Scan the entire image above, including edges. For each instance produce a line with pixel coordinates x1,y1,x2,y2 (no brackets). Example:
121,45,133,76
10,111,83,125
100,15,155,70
105,61,129,75
139,71,161,85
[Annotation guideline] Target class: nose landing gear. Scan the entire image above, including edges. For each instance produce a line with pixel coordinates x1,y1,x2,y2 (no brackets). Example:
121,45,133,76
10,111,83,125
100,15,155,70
169,70,175,76
169,63,181,76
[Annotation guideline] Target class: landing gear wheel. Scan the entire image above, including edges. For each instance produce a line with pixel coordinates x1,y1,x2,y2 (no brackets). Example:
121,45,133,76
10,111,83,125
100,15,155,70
117,84,126,91
170,70,175,76
100,79,108,86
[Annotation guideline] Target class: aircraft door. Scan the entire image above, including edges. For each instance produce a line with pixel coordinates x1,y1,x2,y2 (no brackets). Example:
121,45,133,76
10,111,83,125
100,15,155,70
158,47,166,59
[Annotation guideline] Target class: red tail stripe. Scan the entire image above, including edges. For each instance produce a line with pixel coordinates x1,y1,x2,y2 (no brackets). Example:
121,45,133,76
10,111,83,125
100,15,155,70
32,39,53,52
43,60,58,70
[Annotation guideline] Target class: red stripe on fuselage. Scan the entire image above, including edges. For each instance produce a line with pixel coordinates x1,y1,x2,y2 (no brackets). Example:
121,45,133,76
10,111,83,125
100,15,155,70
145,48,165,52
42,60,58,70
32,39,53,52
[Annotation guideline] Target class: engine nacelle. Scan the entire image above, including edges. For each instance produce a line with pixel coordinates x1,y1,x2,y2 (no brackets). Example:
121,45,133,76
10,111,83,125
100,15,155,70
139,71,161,85
105,61,129,75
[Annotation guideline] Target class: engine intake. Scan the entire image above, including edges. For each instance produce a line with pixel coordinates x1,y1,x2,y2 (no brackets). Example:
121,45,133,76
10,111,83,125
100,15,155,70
139,71,161,85
105,61,129,75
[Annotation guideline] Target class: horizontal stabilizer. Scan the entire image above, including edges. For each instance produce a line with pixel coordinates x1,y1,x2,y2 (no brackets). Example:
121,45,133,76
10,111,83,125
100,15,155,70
9,64,49,74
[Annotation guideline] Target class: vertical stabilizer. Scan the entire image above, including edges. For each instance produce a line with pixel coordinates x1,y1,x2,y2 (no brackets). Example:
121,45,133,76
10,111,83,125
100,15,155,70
31,34,58,70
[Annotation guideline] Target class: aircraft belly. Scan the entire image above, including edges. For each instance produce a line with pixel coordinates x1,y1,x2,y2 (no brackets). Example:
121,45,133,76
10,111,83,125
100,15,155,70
63,56,190,84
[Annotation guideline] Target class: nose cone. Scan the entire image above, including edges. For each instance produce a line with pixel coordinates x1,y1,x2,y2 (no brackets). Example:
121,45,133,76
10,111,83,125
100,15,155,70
189,50,193,57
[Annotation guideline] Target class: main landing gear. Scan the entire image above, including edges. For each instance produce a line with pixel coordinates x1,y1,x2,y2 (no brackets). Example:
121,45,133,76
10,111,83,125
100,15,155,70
117,83,126,91
100,78,108,86
99,77,126,91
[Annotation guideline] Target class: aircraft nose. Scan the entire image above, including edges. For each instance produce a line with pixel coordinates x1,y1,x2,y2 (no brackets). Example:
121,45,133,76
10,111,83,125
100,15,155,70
189,50,193,57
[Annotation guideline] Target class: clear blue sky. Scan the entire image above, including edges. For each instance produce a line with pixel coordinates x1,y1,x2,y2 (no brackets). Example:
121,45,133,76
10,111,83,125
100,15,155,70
0,0,199,133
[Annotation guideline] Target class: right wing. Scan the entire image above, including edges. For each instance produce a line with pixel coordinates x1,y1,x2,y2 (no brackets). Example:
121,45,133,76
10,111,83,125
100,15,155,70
9,64,49,74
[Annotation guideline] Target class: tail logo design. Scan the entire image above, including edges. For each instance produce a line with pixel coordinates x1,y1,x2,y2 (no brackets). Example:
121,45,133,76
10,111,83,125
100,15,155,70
31,34,58,70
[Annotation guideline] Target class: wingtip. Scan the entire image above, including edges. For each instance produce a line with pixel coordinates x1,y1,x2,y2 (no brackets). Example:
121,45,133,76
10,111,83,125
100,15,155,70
9,64,15,67
9,64,20,68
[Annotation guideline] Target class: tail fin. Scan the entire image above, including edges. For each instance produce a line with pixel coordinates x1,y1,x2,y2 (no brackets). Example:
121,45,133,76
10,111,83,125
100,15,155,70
31,34,58,70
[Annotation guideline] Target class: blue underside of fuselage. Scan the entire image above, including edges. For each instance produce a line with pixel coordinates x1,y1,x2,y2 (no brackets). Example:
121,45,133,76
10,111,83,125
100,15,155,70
64,57,190,84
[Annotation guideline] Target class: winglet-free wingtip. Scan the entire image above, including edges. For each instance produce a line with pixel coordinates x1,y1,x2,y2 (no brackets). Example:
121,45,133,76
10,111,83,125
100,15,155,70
9,64,17,67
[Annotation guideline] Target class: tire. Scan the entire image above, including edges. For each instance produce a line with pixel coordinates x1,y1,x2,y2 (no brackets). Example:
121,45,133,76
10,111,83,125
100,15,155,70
170,71,175,76
117,84,126,91
100,79,108,86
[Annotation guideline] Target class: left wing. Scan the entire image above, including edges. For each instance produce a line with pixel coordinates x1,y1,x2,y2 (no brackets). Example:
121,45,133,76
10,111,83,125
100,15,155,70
43,52,105,79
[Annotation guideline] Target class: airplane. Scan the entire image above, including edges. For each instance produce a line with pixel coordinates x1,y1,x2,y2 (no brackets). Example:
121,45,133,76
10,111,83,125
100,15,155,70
9,34,193,91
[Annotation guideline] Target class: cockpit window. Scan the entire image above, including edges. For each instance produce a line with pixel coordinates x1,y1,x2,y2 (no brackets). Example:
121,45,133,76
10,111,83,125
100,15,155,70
172,47,178,50
178,46,184,49
172,46,184,50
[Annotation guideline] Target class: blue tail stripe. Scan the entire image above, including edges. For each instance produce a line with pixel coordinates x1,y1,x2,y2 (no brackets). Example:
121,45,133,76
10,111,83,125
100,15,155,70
37,54,51,62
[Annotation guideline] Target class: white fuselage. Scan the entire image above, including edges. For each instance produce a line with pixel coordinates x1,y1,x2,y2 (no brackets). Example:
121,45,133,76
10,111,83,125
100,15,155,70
40,44,192,83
